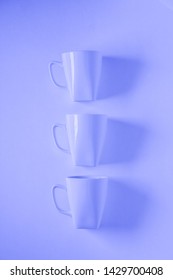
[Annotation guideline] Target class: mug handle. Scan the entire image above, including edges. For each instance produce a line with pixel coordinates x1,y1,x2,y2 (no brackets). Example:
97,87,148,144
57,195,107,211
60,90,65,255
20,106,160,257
49,60,66,88
53,124,70,153
52,185,72,217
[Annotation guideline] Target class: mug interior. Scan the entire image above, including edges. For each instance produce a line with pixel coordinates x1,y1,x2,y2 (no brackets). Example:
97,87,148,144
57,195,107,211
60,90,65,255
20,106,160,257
66,113,107,117
67,176,107,180
62,50,100,55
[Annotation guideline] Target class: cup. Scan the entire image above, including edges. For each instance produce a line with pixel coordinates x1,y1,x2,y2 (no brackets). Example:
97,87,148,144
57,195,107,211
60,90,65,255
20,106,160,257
53,114,107,166
52,176,108,229
49,50,102,101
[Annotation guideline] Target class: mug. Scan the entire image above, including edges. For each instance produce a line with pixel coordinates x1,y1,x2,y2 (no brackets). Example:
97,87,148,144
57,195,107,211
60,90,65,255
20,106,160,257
52,176,108,229
53,114,107,166
49,50,102,101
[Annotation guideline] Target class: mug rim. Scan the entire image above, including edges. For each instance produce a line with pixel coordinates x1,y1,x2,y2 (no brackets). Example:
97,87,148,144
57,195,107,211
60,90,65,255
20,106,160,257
66,176,107,180
61,50,100,55
66,113,107,117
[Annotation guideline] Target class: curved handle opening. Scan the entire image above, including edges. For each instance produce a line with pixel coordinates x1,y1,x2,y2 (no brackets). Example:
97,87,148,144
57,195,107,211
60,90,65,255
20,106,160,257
52,185,72,217
49,60,67,88
53,124,70,153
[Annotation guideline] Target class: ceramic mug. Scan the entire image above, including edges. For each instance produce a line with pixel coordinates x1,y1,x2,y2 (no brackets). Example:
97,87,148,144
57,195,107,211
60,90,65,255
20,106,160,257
52,176,108,229
49,50,102,101
53,114,107,167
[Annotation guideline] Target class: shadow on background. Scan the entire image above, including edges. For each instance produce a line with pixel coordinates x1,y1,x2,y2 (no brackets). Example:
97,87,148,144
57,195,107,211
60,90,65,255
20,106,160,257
100,118,148,164
97,56,144,99
159,0,173,11
101,178,149,230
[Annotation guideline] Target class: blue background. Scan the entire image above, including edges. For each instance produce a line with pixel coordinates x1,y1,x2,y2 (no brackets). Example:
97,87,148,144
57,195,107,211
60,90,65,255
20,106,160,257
0,0,173,259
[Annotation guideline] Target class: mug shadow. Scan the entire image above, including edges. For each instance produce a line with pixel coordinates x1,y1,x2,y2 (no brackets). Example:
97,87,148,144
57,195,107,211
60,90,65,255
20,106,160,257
100,178,150,230
100,118,148,165
97,56,144,100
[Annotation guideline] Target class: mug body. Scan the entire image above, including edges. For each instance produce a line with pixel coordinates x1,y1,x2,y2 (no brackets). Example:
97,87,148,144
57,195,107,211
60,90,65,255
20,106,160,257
66,176,108,229
66,114,107,166
62,51,102,101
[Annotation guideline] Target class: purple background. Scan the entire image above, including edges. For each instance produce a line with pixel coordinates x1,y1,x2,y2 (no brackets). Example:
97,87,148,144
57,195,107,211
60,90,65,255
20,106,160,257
1,0,173,259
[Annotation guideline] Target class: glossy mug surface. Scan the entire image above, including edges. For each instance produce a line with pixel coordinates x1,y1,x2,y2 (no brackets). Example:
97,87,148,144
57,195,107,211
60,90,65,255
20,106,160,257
49,51,102,101
53,114,107,166
52,176,108,229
